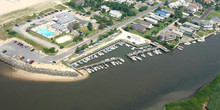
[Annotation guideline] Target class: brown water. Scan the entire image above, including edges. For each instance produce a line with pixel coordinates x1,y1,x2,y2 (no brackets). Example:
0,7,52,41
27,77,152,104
0,34,220,110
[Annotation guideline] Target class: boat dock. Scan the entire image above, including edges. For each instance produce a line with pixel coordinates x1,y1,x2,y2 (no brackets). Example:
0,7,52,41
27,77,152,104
77,57,125,73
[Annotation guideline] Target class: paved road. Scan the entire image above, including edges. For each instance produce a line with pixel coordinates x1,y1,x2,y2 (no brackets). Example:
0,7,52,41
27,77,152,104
197,8,215,20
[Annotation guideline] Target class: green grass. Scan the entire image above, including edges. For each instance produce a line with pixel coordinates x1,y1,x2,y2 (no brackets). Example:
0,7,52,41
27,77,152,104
205,10,220,20
166,74,220,110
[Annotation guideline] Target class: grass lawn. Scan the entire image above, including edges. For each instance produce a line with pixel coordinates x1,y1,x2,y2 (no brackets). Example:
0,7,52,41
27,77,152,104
196,32,205,37
78,27,100,38
205,10,220,20
166,74,220,110
134,19,140,23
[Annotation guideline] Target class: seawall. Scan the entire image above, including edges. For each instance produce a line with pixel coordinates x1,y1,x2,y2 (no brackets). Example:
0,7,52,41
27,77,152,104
0,53,78,77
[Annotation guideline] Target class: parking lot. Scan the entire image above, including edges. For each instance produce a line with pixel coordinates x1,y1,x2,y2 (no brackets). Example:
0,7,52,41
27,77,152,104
0,40,46,64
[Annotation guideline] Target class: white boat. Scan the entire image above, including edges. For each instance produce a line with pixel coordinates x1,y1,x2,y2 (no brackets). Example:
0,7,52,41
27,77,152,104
131,56,137,61
111,62,116,66
177,46,184,51
140,53,146,58
136,56,142,61
197,38,205,42
120,58,125,63
153,50,159,55
157,50,162,55
131,47,136,50
184,42,191,45
86,69,92,73
192,41,196,44
147,52,153,57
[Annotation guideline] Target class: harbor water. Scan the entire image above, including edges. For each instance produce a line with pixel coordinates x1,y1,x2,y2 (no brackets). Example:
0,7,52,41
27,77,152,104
0,34,220,110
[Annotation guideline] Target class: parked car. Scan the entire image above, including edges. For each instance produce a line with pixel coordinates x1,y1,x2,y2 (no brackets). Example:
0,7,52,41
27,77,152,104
17,43,21,45
52,61,56,63
30,49,35,52
18,56,24,60
14,40,17,43
26,59,35,64
2,50,7,53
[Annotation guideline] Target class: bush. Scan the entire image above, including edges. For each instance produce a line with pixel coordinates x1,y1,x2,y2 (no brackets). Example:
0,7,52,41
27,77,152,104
43,47,57,54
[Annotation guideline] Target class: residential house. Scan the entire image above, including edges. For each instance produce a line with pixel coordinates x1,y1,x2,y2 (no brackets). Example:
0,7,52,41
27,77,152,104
147,0,155,5
155,10,170,18
182,12,189,18
138,20,153,29
171,30,183,37
131,23,147,33
183,22,200,30
185,5,197,13
210,16,220,25
109,10,122,18
168,0,186,9
52,23,68,32
74,0,85,5
200,20,213,30
101,5,110,12
159,31,179,42
149,13,165,21
144,17,158,24
178,26,196,35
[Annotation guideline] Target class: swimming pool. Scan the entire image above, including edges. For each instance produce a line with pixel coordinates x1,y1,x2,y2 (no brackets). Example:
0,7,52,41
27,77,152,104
34,26,55,37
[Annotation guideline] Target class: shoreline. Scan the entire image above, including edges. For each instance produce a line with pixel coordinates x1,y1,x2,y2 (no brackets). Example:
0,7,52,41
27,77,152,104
1,66,89,82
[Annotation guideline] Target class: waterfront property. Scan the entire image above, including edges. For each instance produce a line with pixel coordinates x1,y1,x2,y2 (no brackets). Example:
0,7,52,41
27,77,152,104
178,26,196,36
183,22,201,31
159,31,179,42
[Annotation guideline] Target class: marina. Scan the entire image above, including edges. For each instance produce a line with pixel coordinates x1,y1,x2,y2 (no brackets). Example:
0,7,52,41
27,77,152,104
77,57,125,73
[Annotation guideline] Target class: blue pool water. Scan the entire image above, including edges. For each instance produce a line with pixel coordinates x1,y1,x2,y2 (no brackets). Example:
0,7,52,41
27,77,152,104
34,26,55,37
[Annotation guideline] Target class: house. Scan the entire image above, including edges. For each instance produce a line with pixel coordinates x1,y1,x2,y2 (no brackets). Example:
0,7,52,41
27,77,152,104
109,10,122,18
161,9,174,14
131,23,147,33
185,6,197,13
168,0,186,9
183,22,200,30
138,20,153,29
144,17,158,24
149,13,165,21
55,12,75,25
210,16,220,25
155,11,170,18
178,26,196,35
193,2,203,10
200,20,213,30
74,0,85,5
101,5,110,12
182,12,189,18
147,0,155,5
134,1,145,10
171,30,183,37
159,31,179,42
204,0,211,4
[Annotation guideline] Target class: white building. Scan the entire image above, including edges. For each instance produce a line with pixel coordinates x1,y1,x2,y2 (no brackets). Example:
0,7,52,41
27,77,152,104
116,0,126,3
144,17,158,24
178,26,196,35
109,10,122,18
210,16,220,25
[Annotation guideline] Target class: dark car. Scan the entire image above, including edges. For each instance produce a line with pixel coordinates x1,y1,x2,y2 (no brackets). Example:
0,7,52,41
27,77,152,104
15,24,19,27
2,50,7,53
30,49,35,52
14,40,17,43
27,20,31,22
52,61,56,63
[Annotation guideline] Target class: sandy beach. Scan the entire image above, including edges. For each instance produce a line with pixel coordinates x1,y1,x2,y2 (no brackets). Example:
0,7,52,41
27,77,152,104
2,66,89,82
0,0,52,16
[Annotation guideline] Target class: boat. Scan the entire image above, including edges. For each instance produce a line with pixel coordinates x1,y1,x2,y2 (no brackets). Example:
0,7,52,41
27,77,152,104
184,42,191,45
120,58,125,63
192,41,196,43
147,52,153,57
153,50,159,55
197,37,205,42
177,46,184,51
131,47,136,50
131,56,137,61
140,53,146,58
157,50,162,54
111,62,116,66
136,56,142,61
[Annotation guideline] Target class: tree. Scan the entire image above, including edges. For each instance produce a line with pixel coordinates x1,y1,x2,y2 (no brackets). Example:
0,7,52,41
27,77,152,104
127,10,136,16
139,6,148,12
75,47,81,53
174,22,178,26
155,7,161,12
101,8,106,13
189,13,193,16
87,22,93,31
164,0,169,6
124,26,130,31
73,23,80,30
174,10,183,19
99,23,107,29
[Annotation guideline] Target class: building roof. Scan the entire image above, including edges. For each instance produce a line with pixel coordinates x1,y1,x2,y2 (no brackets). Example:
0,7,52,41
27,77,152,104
159,31,178,41
101,5,110,10
131,23,147,32
144,17,158,24
211,16,220,22
109,10,122,17
138,20,152,27
179,26,195,33
75,0,85,5
156,10,168,16
184,22,200,29
52,23,66,31
56,12,75,25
